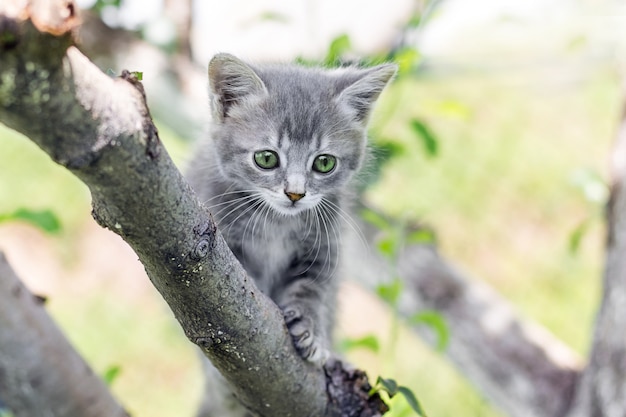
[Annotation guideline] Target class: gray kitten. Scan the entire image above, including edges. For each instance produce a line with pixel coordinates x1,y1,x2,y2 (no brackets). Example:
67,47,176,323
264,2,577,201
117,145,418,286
187,53,395,416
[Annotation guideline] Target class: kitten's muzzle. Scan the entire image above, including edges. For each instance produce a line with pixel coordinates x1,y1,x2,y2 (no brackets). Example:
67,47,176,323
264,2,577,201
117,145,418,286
285,191,305,202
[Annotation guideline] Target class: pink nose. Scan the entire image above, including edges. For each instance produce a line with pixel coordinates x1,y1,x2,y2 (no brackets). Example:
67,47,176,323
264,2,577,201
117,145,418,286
285,191,305,202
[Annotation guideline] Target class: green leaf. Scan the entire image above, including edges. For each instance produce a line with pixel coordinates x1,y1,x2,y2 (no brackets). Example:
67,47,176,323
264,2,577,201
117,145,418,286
431,100,471,121
406,228,436,245
393,47,421,76
339,334,380,353
568,218,591,254
376,235,397,259
407,15,421,28
130,71,143,81
411,310,450,352
569,168,607,204
411,119,438,158
0,209,61,233
376,376,399,396
398,386,428,416
294,56,318,67
360,208,392,232
372,140,407,162
325,34,351,65
102,365,122,387
376,279,403,306
92,0,122,12
257,11,289,23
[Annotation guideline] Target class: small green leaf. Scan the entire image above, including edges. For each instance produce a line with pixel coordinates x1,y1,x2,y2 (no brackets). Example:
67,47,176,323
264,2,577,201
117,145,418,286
376,279,403,306
411,119,438,158
0,209,61,233
568,218,591,254
376,235,397,259
411,310,450,352
392,47,421,76
569,168,608,204
339,334,380,353
325,34,351,65
294,56,318,67
102,365,122,387
257,11,289,23
398,386,428,416
406,228,436,245
372,140,407,161
130,71,143,81
376,376,399,396
431,100,471,121
407,15,421,28
92,0,122,12
360,208,392,232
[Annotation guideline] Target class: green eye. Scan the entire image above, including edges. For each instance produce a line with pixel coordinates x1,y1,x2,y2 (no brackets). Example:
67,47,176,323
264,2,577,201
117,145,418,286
254,150,279,169
312,154,336,174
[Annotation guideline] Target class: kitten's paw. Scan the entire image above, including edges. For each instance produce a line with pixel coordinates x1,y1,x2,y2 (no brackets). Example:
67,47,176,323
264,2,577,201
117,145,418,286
283,307,330,365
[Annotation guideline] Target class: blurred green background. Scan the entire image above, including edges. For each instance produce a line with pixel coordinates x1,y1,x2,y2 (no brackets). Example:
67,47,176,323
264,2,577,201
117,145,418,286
1,0,623,416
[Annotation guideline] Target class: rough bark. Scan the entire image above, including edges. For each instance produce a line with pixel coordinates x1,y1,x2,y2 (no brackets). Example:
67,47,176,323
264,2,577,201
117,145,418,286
0,1,384,416
0,252,130,417
565,89,626,417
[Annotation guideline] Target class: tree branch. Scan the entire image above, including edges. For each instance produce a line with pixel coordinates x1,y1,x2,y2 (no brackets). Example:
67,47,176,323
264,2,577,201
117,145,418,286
345,215,582,417
0,252,129,417
565,86,626,417
0,1,384,416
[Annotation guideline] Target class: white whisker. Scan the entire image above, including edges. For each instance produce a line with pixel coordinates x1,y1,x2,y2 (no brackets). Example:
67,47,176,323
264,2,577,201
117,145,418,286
319,198,369,254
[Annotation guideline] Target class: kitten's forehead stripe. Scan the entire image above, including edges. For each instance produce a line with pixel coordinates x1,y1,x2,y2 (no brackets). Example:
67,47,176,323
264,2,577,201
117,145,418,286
277,111,322,146
277,117,292,148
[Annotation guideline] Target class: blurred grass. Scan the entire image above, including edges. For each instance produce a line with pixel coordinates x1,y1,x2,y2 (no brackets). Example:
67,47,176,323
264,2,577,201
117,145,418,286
0,62,620,416
368,68,615,352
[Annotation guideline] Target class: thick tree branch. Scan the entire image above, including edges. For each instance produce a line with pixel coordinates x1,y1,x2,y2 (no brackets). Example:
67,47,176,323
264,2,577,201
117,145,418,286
0,2,384,416
0,252,129,417
396,246,581,417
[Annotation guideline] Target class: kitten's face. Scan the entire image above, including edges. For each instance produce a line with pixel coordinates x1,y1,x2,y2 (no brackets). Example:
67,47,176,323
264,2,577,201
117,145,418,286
213,96,366,216
208,54,396,217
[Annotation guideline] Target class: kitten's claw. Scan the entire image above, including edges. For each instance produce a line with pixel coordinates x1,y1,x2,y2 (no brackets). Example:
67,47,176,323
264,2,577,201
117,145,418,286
283,307,330,365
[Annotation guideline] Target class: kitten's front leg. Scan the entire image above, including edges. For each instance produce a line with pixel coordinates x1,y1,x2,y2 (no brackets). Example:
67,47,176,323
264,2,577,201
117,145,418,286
276,276,337,365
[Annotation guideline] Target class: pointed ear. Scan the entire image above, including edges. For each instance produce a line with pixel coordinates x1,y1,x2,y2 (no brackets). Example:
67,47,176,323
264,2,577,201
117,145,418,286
336,64,397,124
208,53,267,121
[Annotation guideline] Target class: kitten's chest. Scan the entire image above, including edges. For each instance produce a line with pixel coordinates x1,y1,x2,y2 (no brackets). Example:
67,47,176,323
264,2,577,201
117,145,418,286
226,219,302,293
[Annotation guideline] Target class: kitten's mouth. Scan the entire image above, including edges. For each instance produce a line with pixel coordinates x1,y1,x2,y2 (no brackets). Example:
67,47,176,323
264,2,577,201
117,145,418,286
265,192,316,216
275,201,309,216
